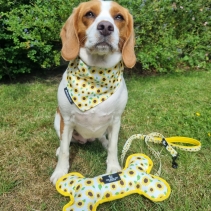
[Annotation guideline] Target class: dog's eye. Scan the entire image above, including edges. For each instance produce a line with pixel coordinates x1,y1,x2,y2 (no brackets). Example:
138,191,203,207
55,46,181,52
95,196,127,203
85,11,95,18
115,14,124,21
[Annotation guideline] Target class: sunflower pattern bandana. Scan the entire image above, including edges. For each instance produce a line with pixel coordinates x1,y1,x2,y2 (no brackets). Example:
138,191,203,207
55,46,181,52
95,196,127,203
65,57,124,111
56,153,171,211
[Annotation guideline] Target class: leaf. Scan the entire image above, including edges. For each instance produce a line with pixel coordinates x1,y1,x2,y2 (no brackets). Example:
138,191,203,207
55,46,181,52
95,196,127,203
98,184,102,190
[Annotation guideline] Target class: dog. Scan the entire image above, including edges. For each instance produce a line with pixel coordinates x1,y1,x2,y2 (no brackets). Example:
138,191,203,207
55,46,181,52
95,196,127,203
50,0,136,185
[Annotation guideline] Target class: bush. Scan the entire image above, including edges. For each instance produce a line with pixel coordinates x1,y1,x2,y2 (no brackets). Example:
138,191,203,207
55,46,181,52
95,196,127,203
0,0,210,79
119,0,211,72
0,0,82,79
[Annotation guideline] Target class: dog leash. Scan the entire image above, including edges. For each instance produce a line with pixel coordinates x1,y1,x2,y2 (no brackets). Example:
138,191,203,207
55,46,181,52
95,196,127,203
120,132,201,176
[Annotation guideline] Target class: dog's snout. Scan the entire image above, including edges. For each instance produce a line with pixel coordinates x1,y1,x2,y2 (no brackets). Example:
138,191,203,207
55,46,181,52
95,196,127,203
97,21,114,36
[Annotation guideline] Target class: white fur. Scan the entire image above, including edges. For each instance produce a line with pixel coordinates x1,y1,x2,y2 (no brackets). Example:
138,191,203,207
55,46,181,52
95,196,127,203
50,0,129,185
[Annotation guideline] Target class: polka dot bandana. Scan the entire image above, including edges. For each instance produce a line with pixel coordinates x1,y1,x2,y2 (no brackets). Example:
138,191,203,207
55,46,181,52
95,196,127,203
66,57,124,111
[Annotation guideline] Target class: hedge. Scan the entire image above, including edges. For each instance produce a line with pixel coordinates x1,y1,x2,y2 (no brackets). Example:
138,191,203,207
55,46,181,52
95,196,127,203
0,0,210,79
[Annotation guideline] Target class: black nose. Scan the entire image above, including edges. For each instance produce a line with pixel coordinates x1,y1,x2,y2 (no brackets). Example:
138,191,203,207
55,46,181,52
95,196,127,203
97,21,114,36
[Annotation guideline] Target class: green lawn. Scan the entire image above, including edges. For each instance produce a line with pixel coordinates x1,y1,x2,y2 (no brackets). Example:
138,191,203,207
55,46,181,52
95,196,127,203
0,70,210,211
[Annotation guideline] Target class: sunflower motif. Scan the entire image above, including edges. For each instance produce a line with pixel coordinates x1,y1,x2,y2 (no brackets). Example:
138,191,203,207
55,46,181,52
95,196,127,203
77,193,82,198
136,183,141,189
67,83,72,88
96,192,101,199
68,180,75,186
92,98,98,105
82,96,87,102
102,77,106,82
128,181,133,187
76,200,85,208
87,202,94,211
103,190,113,199
142,176,150,186
110,183,118,191
85,180,94,186
107,69,111,74
69,62,74,67
97,178,104,185
136,166,144,172
72,96,78,102
155,182,165,191
118,179,127,189
100,96,106,102
96,88,102,94
62,177,67,181
90,85,95,90
75,184,82,191
82,83,86,88
77,103,82,108
148,186,155,195
127,170,136,178
67,75,72,81
157,193,166,199
85,190,95,199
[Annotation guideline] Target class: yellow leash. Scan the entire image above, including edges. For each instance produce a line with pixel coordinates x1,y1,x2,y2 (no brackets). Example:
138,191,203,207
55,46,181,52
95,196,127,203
121,132,201,176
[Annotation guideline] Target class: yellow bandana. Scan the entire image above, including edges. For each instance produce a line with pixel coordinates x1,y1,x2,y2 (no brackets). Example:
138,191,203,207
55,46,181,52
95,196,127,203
66,57,124,111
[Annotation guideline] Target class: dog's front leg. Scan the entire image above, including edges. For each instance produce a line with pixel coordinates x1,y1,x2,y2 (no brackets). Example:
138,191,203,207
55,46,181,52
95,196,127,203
50,120,73,185
106,119,121,173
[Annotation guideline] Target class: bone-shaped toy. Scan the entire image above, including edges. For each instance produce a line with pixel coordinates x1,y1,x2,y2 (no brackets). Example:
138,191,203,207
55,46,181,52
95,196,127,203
56,154,171,211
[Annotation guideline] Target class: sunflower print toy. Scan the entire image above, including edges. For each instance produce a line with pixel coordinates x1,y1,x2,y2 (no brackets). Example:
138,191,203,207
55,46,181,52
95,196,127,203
56,153,171,211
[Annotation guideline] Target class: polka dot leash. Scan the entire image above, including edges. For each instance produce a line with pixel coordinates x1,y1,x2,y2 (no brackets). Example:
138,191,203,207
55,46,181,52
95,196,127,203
121,132,201,176
65,57,124,111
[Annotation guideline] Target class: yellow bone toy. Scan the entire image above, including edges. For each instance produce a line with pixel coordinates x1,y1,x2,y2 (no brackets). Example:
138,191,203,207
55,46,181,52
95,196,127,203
56,154,171,211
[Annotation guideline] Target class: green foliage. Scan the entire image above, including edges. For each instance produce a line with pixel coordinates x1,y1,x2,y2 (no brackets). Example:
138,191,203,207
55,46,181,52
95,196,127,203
0,0,210,79
119,0,211,72
0,0,81,79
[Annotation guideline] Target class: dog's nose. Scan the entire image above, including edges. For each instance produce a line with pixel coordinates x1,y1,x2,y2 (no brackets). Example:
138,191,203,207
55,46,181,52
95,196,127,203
97,21,114,36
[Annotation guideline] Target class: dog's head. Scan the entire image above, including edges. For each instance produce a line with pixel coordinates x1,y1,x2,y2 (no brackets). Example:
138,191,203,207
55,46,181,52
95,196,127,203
60,0,136,68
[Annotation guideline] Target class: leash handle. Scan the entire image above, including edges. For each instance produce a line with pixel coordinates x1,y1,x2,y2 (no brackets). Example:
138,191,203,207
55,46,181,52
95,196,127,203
120,132,201,176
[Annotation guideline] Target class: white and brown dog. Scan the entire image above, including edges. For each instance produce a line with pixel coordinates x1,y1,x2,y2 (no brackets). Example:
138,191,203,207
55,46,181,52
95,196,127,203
50,0,136,185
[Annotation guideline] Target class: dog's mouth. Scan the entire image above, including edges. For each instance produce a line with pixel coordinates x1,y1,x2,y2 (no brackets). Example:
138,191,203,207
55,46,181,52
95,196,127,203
95,41,113,50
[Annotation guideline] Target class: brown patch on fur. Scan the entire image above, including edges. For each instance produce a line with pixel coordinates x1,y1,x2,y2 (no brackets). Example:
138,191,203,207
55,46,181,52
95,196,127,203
110,2,136,68
57,107,64,140
60,1,101,61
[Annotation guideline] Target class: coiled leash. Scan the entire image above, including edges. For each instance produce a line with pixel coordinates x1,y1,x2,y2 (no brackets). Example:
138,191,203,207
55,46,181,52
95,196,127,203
121,132,201,176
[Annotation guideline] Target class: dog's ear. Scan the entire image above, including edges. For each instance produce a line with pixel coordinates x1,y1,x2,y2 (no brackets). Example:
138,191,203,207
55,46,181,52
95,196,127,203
60,8,80,61
122,13,136,68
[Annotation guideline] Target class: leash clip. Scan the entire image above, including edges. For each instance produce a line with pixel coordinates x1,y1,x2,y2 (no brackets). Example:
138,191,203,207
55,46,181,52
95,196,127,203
161,138,168,147
172,155,178,169
162,138,179,169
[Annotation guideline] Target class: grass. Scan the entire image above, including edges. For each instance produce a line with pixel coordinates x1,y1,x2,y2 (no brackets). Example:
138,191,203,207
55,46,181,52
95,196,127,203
0,70,211,211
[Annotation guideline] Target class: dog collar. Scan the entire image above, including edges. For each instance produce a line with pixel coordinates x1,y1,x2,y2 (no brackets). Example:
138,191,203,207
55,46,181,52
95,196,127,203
66,57,124,111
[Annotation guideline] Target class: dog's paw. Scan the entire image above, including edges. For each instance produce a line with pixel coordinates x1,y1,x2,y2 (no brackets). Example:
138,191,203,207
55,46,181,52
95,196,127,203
106,163,121,174
50,167,68,185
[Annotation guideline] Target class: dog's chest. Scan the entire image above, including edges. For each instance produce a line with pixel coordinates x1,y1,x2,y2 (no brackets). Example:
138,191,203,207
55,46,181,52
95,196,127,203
73,108,113,138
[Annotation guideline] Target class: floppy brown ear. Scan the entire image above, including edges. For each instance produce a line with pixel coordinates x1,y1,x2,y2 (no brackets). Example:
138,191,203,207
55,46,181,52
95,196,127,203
60,8,80,61
122,13,136,68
